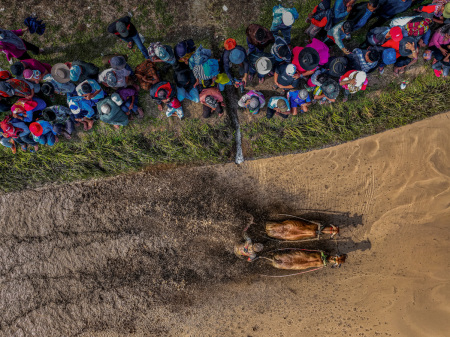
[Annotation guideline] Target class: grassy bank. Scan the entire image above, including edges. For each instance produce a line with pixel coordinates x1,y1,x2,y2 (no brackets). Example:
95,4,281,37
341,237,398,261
0,0,446,192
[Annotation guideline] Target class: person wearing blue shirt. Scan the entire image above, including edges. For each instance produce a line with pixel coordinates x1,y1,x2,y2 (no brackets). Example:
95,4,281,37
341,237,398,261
369,0,412,29
270,5,299,44
67,94,96,130
333,0,356,24
348,1,379,32
30,120,57,146
267,96,290,119
287,89,312,114
75,79,105,103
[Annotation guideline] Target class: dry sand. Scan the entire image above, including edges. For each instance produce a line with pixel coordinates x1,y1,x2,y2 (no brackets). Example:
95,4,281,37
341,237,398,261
1,112,449,337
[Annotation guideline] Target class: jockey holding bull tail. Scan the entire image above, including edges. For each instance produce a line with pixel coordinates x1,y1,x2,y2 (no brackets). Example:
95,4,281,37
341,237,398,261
234,216,264,262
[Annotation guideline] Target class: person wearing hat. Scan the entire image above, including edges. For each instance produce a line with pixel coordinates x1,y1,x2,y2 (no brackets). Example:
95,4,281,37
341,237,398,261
220,44,249,88
76,79,105,102
0,27,43,64
96,94,129,129
247,52,275,84
11,97,46,123
428,24,450,62
199,87,225,118
292,46,321,77
41,73,76,96
0,114,38,152
324,56,349,78
67,94,96,131
102,55,134,75
150,81,181,113
326,21,354,54
10,59,51,79
107,16,149,59
41,106,75,139
287,89,312,114
444,3,450,23
135,59,160,91
238,90,265,115
313,77,340,104
365,25,403,49
339,70,368,102
116,86,145,118
245,24,275,54
174,39,196,64
98,67,131,89
29,120,57,147
173,64,200,103
377,48,398,74
270,4,299,45
147,42,176,65
346,48,380,73
61,60,100,85
271,36,292,66
266,96,291,119
274,63,301,91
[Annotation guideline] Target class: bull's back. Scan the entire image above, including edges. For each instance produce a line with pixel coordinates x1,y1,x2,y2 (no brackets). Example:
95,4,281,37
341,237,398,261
265,219,318,240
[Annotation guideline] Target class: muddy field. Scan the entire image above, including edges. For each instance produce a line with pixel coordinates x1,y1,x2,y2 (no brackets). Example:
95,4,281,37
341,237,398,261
0,112,449,336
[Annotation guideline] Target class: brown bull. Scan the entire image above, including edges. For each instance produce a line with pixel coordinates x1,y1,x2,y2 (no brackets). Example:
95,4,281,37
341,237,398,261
271,250,347,270
265,219,339,241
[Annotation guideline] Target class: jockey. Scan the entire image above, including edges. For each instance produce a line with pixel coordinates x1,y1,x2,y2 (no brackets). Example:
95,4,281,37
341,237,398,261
234,231,263,262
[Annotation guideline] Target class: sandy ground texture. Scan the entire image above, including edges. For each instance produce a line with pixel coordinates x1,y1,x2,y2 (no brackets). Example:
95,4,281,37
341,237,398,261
1,112,450,337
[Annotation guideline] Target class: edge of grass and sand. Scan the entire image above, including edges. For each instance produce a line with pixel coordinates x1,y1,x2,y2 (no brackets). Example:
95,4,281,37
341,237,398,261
0,0,446,192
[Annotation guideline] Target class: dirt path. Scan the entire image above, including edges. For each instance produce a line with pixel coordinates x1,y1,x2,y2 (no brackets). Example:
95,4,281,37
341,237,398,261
1,113,450,337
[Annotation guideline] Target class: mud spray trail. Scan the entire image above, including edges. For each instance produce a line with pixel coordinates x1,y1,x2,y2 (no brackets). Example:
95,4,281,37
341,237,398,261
1,113,450,337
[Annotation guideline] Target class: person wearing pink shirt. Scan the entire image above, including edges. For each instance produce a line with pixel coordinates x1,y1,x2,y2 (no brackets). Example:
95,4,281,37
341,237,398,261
0,27,42,64
428,24,450,61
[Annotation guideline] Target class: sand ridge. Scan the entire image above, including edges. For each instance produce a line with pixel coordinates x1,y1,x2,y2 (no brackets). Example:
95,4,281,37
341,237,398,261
0,113,449,336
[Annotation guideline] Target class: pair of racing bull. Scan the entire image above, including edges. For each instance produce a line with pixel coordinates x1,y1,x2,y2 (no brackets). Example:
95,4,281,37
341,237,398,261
235,216,347,272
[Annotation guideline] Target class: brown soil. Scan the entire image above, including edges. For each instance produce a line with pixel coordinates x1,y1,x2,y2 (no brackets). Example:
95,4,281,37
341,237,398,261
1,112,449,337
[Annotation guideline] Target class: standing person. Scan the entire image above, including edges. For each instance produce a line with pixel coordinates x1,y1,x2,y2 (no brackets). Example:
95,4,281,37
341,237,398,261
292,46,321,77
67,61,100,84
75,79,106,102
346,48,381,73
41,106,75,139
266,96,291,119
0,27,42,64
333,0,356,24
150,81,183,119
271,36,292,67
116,86,144,118
147,42,176,65
326,21,354,54
199,87,225,118
0,78,33,99
96,94,129,129
107,16,149,59
273,63,301,91
270,4,299,45
98,68,131,89
287,89,312,114
247,53,274,84
174,64,200,103
347,1,379,32
10,59,51,79
246,24,275,54
174,39,196,65
10,97,46,123
339,70,368,102
305,0,334,42
234,230,264,262
238,90,265,115
427,24,450,62
220,43,249,88
0,114,38,152
370,0,412,29
29,121,58,147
